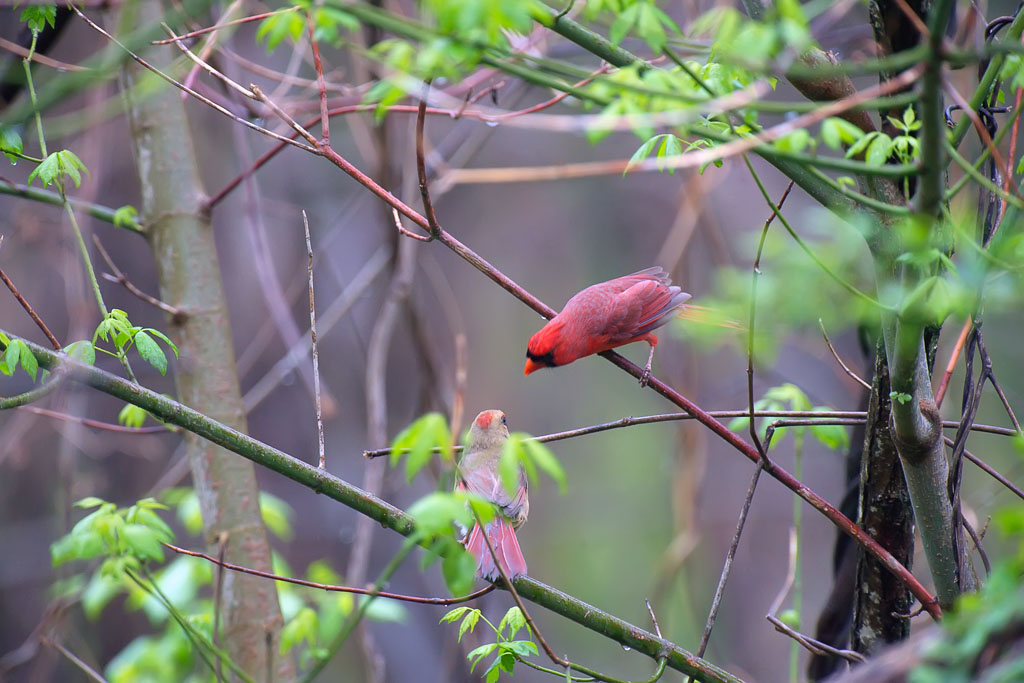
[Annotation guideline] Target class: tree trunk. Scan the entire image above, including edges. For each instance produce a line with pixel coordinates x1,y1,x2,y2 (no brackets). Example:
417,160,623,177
122,1,294,679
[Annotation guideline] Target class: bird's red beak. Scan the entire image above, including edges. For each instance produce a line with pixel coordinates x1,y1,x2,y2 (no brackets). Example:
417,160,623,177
524,358,545,376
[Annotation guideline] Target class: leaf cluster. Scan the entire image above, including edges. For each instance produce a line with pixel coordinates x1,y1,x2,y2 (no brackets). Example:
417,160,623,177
441,606,537,682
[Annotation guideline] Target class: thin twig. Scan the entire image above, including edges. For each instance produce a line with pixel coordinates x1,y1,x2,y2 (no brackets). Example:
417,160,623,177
416,89,442,239
935,318,972,407
391,207,431,241
213,532,227,683
17,405,171,433
765,615,866,663
819,319,870,389
151,7,301,44
0,36,88,71
303,212,325,470
92,235,185,320
0,254,61,350
165,542,496,604
42,639,108,683
943,436,1024,501
250,84,319,147
695,460,765,660
306,11,329,144
70,6,316,153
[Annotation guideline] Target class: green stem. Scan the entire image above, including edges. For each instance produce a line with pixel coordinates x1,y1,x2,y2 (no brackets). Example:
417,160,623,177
8,334,740,683
0,370,64,408
0,181,143,232
22,31,47,157
944,140,1024,211
62,200,139,383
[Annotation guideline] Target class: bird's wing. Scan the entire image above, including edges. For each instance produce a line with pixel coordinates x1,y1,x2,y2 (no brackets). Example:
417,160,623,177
460,466,529,526
601,279,689,343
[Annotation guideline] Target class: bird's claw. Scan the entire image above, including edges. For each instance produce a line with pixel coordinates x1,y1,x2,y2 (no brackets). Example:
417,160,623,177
639,366,652,388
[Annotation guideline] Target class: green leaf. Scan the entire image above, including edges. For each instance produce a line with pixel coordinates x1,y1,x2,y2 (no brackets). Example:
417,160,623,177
260,492,295,541
281,607,319,654
20,5,56,33
121,524,165,562
890,391,912,405
457,607,481,642
521,439,567,493
113,205,140,230
440,606,472,624
119,403,148,428
468,643,497,672
75,496,107,509
498,607,528,640
14,340,37,380
0,124,23,164
625,134,662,176
498,440,522,499
820,117,864,150
143,328,178,357
133,330,167,375
809,408,850,451
407,492,472,537
609,3,640,45
4,339,20,377
257,10,305,52
442,545,477,598
500,639,538,658
389,412,452,481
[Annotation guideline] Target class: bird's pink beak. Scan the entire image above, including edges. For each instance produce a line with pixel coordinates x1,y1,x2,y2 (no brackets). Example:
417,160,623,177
524,358,545,376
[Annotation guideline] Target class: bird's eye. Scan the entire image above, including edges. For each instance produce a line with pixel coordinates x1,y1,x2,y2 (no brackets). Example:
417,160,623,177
501,415,507,426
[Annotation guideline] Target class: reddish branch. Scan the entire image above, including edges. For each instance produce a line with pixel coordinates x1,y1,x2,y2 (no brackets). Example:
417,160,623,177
165,542,496,604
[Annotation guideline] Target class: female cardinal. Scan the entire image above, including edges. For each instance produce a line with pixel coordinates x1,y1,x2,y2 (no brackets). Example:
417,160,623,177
456,410,529,581
524,267,691,385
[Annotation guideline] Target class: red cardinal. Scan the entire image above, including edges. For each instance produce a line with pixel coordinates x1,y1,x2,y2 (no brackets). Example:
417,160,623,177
524,267,691,385
456,410,528,581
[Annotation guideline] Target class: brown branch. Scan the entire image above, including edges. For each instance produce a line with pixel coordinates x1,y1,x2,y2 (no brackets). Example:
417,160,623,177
165,542,496,604
303,212,325,470
92,235,185,320
306,11,329,144
17,405,171,433
151,6,301,44
0,36,88,71
417,90,442,239
819,319,871,389
695,460,765,661
766,614,866,664
0,242,61,349
943,436,1024,502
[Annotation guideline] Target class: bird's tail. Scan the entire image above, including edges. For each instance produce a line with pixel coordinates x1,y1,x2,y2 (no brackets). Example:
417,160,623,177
465,518,527,581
